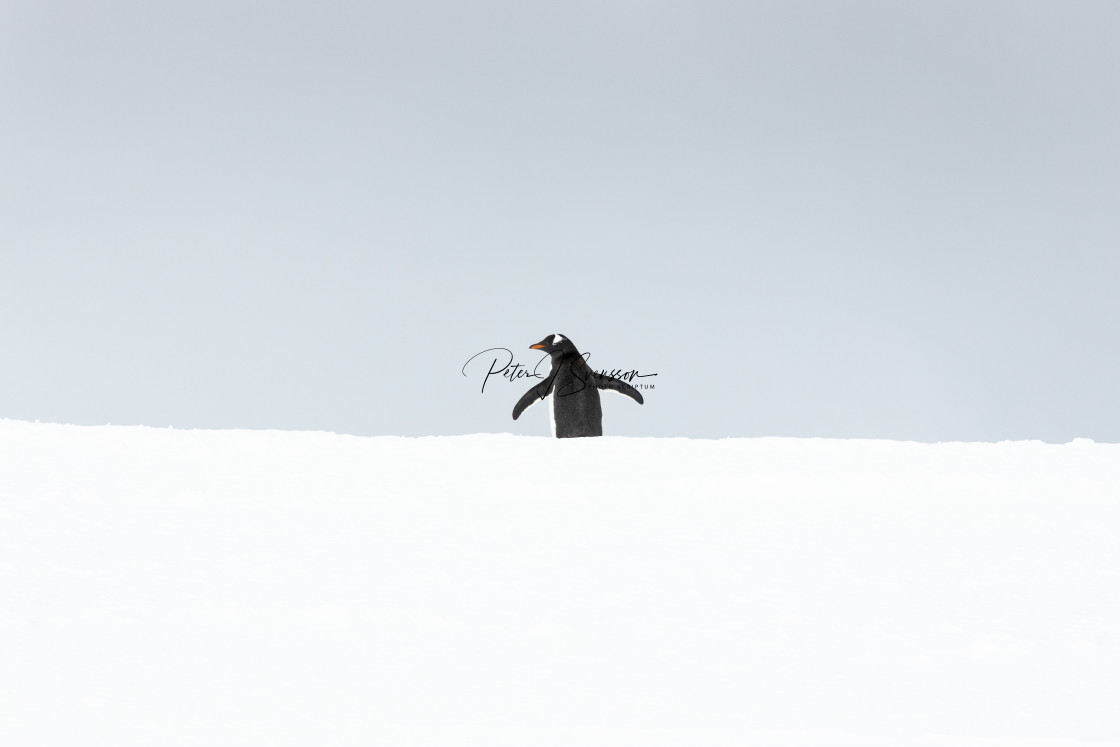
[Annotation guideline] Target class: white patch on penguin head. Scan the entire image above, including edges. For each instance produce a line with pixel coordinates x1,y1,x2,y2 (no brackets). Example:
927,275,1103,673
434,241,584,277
552,334,565,345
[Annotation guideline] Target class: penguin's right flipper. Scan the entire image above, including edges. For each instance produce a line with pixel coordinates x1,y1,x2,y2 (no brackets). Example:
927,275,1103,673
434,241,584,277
593,373,645,405
512,381,552,420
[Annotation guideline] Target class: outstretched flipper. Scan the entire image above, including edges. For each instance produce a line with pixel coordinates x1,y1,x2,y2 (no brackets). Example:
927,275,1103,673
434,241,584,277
592,373,644,405
512,380,553,420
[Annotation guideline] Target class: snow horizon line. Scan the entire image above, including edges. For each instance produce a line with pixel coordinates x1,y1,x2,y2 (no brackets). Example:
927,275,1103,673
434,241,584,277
0,418,1111,446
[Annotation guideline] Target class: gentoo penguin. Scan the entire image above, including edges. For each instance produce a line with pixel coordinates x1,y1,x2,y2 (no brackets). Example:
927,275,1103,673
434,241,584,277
512,333,644,438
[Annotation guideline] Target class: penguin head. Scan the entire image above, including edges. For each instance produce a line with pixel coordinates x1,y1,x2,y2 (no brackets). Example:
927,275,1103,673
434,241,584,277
530,333,576,356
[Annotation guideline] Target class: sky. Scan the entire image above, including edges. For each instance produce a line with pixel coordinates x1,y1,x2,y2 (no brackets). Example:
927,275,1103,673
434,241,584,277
2,0,1118,441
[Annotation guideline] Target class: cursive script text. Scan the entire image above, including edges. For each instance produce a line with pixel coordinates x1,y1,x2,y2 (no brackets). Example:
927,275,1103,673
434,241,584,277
461,348,544,393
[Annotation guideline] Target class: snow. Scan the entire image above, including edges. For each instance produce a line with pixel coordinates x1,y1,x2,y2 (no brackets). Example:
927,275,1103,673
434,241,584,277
1,419,1118,746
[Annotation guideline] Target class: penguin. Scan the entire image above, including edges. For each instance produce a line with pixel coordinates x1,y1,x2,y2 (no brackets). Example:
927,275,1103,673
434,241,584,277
512,333,644,438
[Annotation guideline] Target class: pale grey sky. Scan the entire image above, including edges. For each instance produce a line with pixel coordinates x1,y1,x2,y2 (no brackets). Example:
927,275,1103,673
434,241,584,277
2,1,1118,441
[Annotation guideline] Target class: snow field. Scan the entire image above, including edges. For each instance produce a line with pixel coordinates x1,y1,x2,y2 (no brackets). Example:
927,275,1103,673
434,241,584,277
1,421,1118,746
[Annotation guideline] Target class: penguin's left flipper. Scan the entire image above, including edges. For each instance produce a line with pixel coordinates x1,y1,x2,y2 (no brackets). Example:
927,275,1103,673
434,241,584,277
592,373,644,405
512,381,552,420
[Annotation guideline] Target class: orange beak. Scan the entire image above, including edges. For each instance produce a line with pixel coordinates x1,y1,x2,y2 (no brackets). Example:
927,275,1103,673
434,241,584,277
530,344,546,349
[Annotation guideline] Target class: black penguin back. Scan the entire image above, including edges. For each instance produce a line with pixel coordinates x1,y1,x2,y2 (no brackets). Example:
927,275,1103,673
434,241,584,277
550,346,603,438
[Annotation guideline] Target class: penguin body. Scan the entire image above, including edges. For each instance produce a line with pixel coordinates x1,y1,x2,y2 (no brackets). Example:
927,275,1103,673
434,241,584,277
512,333,643,438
